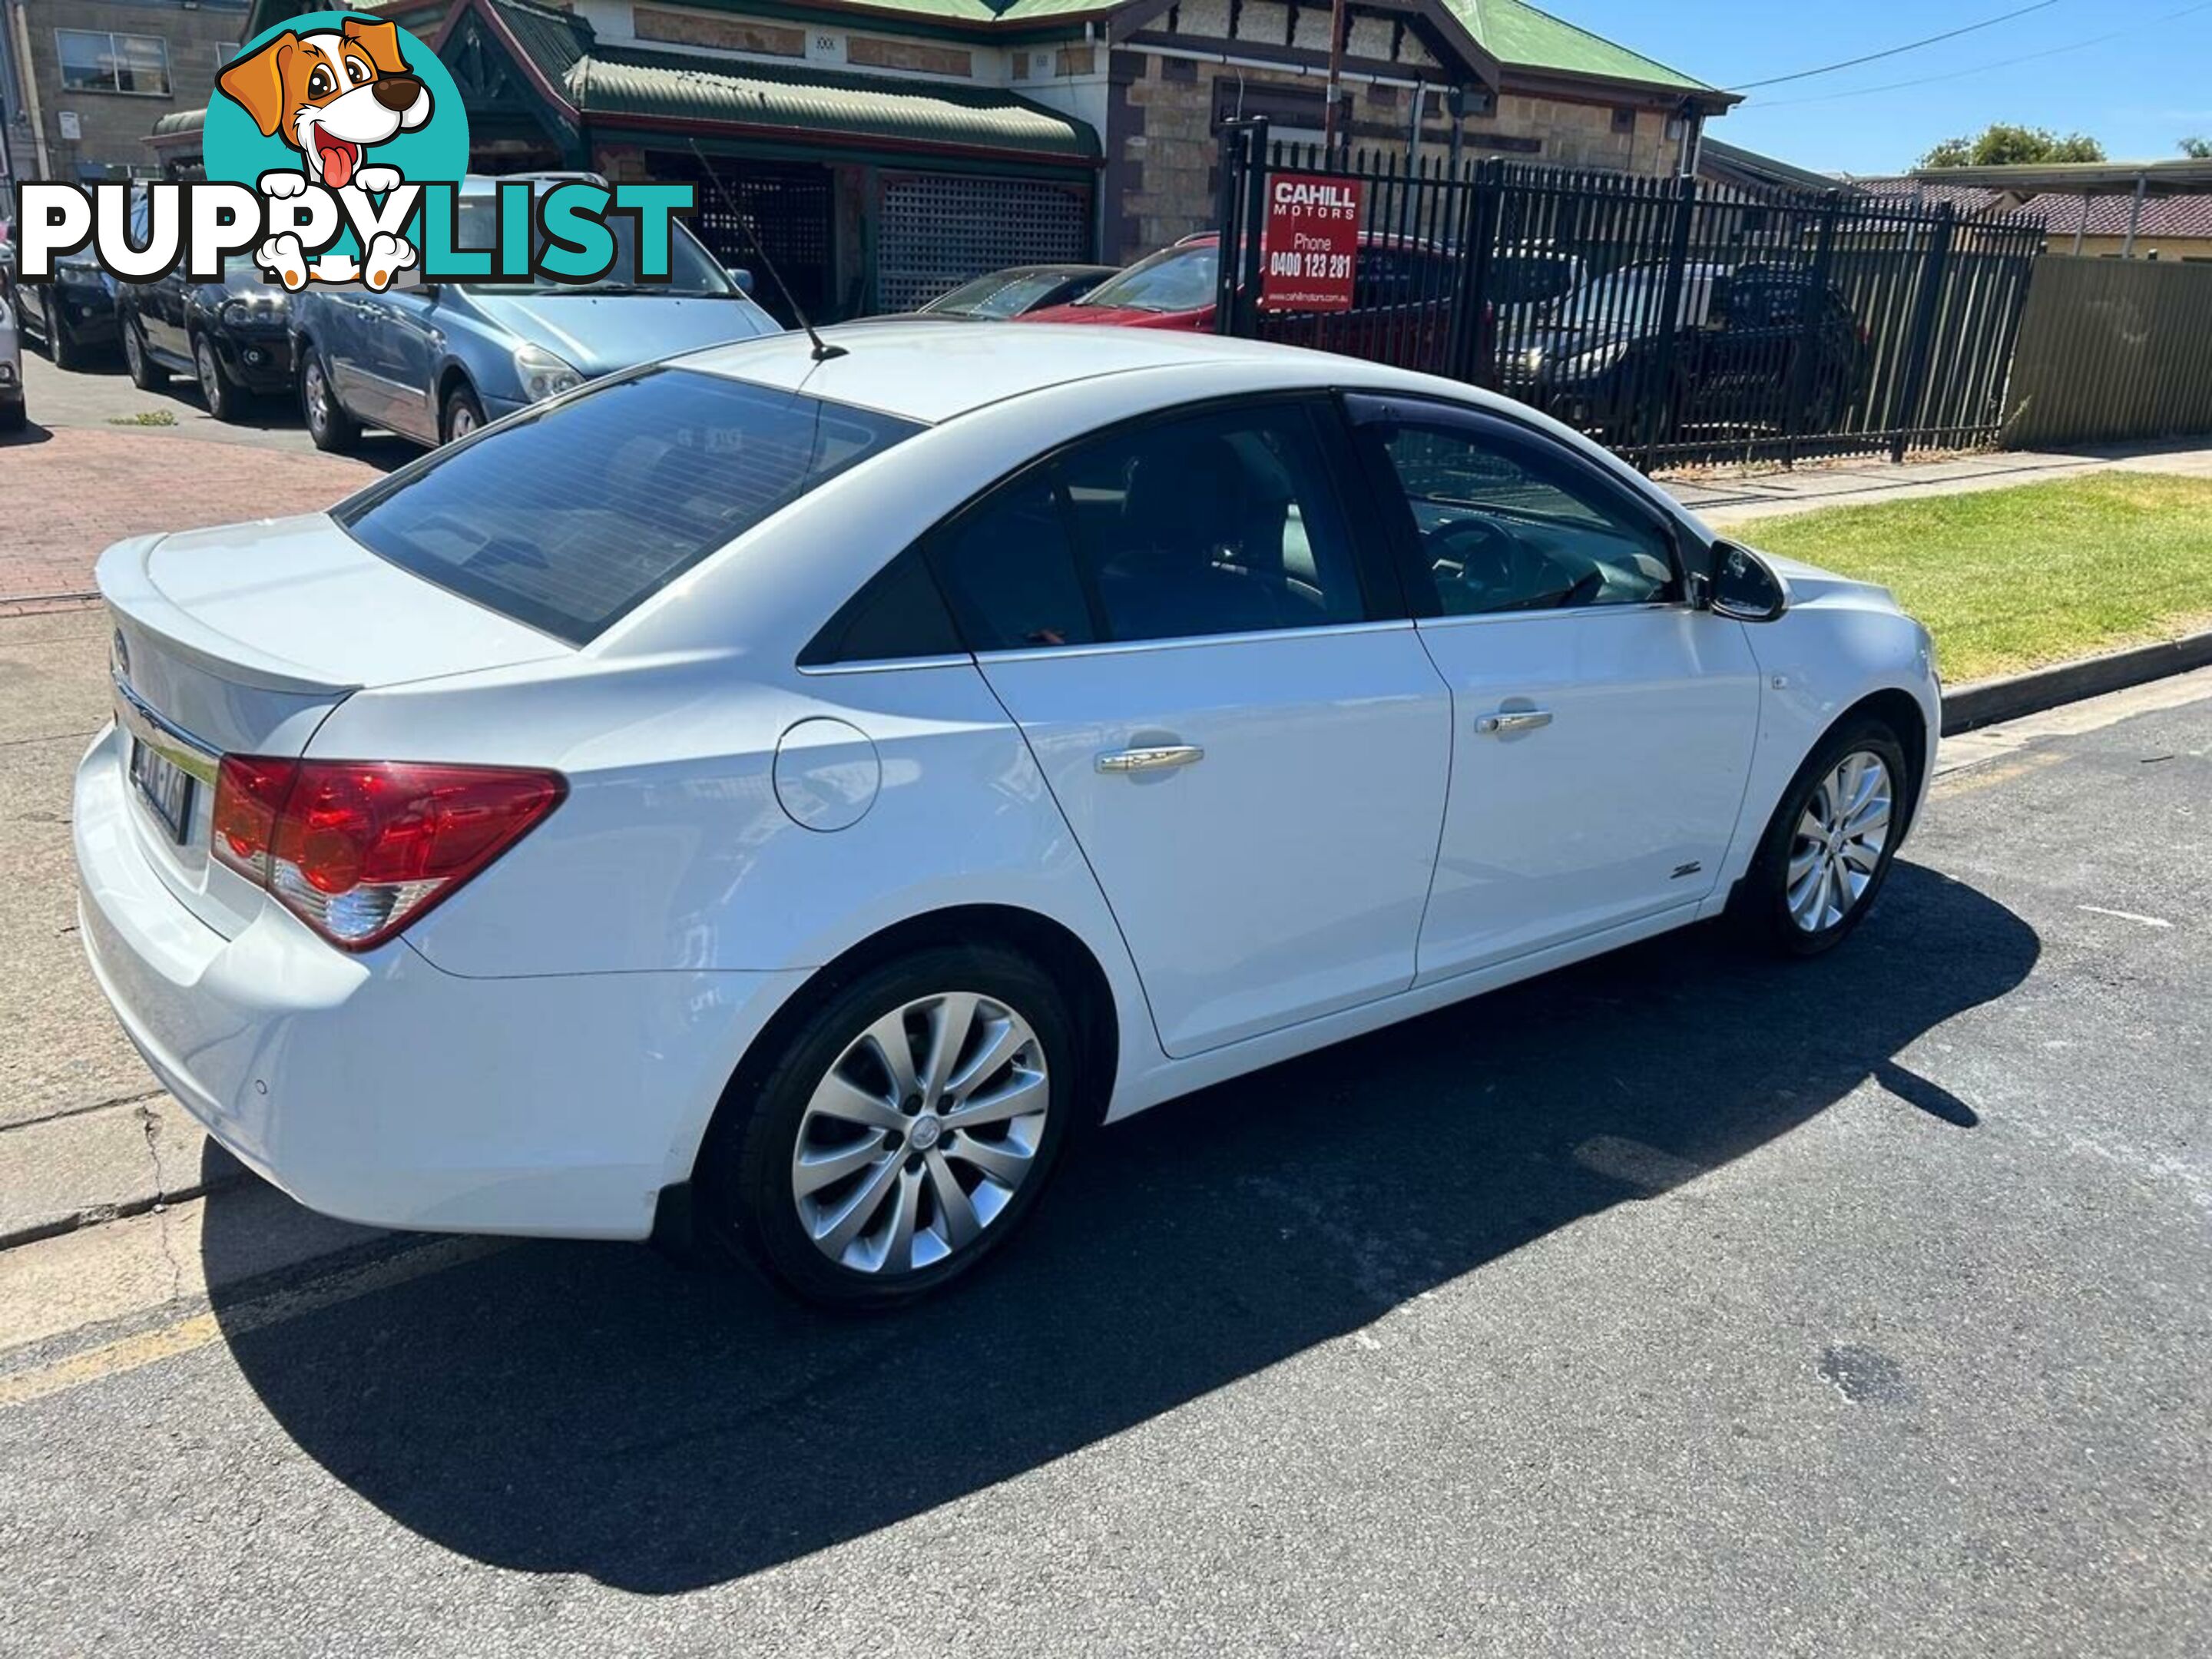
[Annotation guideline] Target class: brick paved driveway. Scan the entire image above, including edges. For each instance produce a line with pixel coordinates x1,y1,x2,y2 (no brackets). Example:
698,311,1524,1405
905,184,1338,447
1,353,398,610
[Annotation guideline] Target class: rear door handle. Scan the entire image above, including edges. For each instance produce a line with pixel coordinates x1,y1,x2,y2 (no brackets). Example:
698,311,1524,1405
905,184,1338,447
1097,744,1205,774
1475,709,1554,736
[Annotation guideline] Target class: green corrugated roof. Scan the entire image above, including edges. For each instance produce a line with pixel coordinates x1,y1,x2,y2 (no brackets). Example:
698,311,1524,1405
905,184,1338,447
569,44,1099,159
151,108,207,138
816,0,1115,18
486,0,592,83
1448,0,1714,92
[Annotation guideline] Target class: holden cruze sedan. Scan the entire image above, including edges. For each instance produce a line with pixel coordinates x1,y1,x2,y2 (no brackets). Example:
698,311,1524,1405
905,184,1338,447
76,323,1936,1308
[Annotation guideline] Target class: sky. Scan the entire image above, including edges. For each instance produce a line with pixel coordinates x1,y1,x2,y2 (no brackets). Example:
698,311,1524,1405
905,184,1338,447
1560,0,2212,175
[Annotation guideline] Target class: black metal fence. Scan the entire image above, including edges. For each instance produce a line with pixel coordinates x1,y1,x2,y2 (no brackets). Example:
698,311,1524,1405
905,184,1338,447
1212,121,2047,471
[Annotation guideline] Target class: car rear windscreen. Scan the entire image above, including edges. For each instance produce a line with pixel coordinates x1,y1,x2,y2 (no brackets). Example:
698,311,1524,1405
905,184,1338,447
334,369,924,645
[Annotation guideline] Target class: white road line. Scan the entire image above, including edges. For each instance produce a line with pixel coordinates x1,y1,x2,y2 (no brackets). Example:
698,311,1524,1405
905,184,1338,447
2077,905,2176,930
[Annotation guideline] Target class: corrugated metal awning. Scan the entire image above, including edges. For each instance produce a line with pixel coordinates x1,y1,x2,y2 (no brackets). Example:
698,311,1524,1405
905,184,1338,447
566,45,1098,164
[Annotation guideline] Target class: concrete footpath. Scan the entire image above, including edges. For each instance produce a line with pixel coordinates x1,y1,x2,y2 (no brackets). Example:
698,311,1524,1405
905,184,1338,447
1664,435,2212,522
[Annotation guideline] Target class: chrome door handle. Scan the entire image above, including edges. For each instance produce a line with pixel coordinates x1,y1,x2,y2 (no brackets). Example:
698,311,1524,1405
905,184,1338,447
1097,744,1205,774
1475,709,1554,735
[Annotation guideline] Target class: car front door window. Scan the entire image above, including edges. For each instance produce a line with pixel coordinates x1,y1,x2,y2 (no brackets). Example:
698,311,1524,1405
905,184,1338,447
1371,422,1677,614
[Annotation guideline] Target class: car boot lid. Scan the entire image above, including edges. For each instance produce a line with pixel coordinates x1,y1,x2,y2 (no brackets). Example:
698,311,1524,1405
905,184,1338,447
100,517,571,700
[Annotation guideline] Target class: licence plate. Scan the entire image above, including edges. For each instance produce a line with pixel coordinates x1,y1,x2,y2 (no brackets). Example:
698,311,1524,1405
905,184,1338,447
128,736,196,844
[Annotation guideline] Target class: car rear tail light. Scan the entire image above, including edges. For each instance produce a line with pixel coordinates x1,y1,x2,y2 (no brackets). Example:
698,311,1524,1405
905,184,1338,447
211,757,565,951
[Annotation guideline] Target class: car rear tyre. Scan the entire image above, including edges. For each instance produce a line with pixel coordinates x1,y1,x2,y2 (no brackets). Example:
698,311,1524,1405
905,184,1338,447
195,336,242,422
699,945,1079,1310
0,400,23,434
1736,717,1909,958
123,320,166,389
440,384,485,445
301,354,358,452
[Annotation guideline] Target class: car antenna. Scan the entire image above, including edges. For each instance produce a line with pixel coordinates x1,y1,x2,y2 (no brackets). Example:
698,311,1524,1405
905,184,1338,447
687,139,846,362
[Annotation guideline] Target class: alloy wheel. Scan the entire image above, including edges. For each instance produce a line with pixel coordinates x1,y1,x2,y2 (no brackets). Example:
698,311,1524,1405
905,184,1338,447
790,992,1049,1277
197,340,223,412
306,362,330,437
1786,750,1892,932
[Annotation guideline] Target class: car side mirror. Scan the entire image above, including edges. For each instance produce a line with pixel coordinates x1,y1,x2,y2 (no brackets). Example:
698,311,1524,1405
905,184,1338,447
1704,541,1788,623
726,266,755,296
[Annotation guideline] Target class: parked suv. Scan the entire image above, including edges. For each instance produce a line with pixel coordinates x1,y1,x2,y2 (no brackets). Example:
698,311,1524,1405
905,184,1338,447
7,243,120,369
1515,261,1868,440
290,174,780,450
120,240,296,420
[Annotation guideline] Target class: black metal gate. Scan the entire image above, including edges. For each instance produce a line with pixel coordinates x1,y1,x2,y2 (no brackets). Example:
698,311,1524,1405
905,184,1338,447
649,151,834,326
1214,121,2046,470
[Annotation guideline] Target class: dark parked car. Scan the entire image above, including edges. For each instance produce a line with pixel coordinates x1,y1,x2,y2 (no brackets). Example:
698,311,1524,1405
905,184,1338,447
5,241,120,369
917,264,1118,319
1514,261,1868,439
119,251,296,421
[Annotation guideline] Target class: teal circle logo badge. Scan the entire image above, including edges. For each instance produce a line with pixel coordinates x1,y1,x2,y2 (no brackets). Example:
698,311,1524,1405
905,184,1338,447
207,12,468,290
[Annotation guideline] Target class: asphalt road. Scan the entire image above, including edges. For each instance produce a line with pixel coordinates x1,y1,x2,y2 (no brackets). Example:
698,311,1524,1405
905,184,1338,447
0,677,2204,1657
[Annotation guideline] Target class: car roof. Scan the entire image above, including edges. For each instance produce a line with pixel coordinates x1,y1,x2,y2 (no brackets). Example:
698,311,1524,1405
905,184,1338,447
667,320,1459,424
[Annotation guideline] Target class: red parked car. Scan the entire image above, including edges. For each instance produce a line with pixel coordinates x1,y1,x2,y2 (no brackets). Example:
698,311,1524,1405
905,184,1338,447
1020,231,1493,384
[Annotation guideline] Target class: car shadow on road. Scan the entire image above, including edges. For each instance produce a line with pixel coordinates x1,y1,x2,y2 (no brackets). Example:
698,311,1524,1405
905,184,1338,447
201,861,2037,1593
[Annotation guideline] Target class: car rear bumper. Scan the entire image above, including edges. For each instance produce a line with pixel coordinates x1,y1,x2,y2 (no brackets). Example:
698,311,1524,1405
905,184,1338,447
74,724,806,1240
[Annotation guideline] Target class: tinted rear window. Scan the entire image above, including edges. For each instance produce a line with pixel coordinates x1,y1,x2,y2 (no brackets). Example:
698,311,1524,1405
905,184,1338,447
335,369,923,644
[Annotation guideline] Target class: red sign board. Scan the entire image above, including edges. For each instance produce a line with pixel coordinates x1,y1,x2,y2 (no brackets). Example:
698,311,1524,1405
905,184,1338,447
1259,173,1364,313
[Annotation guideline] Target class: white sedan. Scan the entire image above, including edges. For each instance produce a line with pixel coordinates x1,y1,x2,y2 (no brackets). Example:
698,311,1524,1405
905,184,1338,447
75,323,1937,1307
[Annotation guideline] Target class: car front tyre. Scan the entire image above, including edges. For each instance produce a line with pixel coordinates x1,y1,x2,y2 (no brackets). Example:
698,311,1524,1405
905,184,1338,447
1737,717,1910,958
195,336,242,422
123,319,166,389
440,384,485,445
48,309,85,372
700,945,1079,1310
301,353,358,452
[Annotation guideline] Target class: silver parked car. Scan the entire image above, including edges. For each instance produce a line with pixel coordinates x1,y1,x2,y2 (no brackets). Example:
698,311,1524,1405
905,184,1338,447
0,245,25,433
290,173,780,450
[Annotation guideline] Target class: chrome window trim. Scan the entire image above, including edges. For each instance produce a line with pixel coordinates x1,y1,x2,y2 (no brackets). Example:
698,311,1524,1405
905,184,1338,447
796,653,975,678
972,617,1415,667
1412,599,1694,631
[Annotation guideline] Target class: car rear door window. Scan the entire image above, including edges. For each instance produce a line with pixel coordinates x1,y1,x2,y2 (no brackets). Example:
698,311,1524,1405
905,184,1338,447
929,473,1098,652
800,548,964,667
336,369,922,645
1057,402,1368,643
929,400,1374,653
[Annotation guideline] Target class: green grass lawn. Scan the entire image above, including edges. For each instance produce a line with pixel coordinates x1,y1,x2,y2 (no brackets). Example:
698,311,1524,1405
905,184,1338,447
1717,472,2212,684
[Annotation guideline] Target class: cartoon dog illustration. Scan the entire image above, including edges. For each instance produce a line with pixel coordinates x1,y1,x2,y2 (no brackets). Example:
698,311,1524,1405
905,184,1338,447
216,18,433,291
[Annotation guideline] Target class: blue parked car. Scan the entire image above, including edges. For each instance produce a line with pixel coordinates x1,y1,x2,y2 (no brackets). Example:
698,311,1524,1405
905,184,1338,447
292,174,780,451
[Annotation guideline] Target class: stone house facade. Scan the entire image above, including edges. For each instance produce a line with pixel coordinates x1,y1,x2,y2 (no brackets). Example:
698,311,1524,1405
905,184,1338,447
195,0,1733,308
